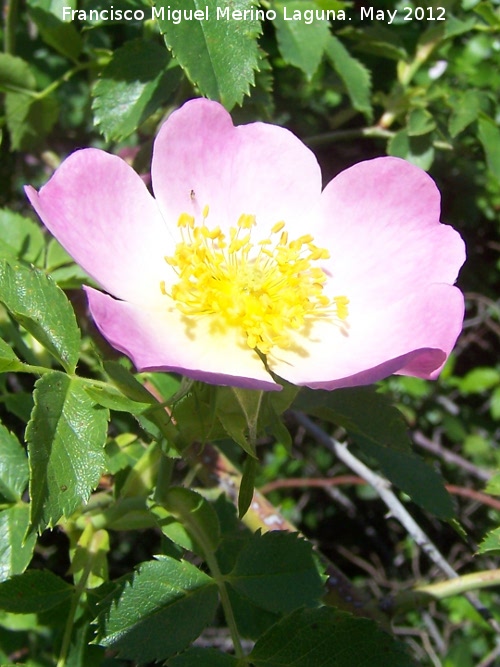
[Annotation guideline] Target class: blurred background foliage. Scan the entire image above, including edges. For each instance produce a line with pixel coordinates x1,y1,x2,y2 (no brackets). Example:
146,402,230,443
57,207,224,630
1,0,500,665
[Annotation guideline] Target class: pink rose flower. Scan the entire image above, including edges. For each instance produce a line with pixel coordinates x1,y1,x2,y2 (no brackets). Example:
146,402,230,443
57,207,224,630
26,99,465,391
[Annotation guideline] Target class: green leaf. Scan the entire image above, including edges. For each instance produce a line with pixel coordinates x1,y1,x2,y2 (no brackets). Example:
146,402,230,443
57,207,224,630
5,92,59,151
490,386,500,420
84,383,153,415
294,388,453,518
0,504,36,582
458,366,500,394
229,532,325,614
478,115,500,180
45,238,90,287
273,2,330,80
325,34,372,119
0,260,80,373
485,471,500,496
0,569,73,613
215,387,262,457
444,14,477,38
170,648,240,666
92,39,181,141
407,108,436,136
103,361,179,445
0,424,28,503
478,526,500,555
162,487,221,555
70,525,109,589
387,128,435,170
27,0,83,61
359,440,455,519
104,360,157,404
98,557,218,662
0,208,45,263
0,54,36,91
0,338,25,374
341,26,408,61
473,1,500,27
238,455,258,518
250,607,415,666
295,387,412,454
448,90,485,137
155,0,261,109
26,371,109,532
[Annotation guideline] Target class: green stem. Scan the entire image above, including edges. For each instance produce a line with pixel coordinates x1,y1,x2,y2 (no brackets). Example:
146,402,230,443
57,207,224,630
416,569,500,600
306,126,394,147
15,362,53,375
4,0,19,54
56,528,102,667
35,58,105,101
203,543,246,660
153,452,174,505
171,500,246,659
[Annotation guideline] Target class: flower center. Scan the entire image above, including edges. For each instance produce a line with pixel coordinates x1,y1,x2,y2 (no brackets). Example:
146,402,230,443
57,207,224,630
161,207,349,355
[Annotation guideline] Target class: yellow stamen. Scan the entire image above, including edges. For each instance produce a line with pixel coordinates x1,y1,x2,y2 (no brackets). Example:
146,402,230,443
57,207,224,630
162,211,349,355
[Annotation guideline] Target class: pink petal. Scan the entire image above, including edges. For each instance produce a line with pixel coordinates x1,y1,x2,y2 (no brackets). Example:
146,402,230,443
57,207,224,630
319,157,466,306
269,283,464,389
85,287,280,390
25,149,170,305
151,99,322,236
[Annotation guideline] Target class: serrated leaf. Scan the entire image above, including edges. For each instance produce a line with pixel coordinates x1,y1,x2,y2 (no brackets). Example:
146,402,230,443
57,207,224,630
229,532,325,614
27,0,83,61
249,607,415,667
388,128,435,171
26,371,109,532
0,505,36,582
98,557,218,662
325,34,372,118
0,53,36,91
294,387,453,518
484,471,500,496
478,526,500,555
295,387,412,454
0,208,45,264
359,440,454,519
92,39,181,141
0,569,73,613
0,260,80,372
273,2,330,80
478,115,500,180
169,648,240,666
0,424,28,503
155,0,261,109
5,92,59,151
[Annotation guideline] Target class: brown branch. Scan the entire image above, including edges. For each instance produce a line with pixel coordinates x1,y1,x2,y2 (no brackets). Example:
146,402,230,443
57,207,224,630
261,476,500,512
412,431,491,483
